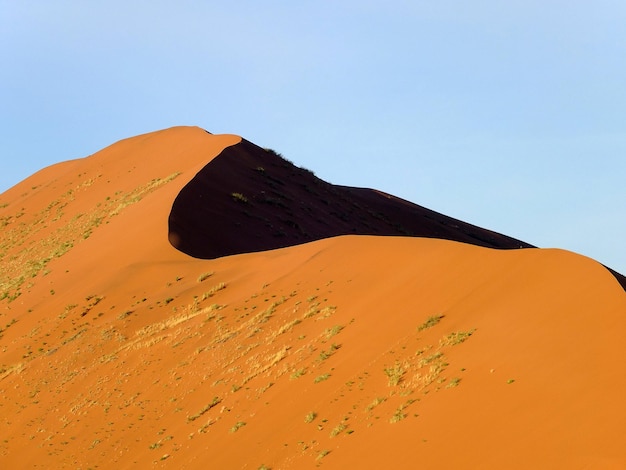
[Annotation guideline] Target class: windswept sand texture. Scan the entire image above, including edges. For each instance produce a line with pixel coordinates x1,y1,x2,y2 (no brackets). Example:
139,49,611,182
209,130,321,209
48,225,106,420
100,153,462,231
1,126,624,469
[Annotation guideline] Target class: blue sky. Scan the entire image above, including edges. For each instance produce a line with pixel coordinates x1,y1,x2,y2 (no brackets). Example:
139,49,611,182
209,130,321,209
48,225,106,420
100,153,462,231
2,1,625,275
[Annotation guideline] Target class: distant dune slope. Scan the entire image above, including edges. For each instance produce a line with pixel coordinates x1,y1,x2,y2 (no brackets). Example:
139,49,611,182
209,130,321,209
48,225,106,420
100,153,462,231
0,126,624,469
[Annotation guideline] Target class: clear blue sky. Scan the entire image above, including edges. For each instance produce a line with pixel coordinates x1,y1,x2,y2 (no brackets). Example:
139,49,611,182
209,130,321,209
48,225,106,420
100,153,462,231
2,1,625,275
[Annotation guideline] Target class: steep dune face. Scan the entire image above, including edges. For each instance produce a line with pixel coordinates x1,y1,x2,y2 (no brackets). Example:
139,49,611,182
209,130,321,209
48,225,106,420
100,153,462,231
0,127,624,469
168,138,533,260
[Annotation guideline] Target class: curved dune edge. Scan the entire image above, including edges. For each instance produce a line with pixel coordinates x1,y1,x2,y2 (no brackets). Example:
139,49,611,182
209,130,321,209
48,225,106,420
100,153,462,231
168,138,533,260
167,137,626,291
0,126,624,468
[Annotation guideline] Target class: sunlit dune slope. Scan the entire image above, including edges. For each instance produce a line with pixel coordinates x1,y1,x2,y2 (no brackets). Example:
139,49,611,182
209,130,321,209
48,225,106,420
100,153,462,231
0,126,240,304
0,126,624,469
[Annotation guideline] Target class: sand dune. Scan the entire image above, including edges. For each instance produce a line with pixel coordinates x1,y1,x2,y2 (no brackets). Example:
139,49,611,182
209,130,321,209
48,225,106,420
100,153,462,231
168,138,533,260
0,126,624,469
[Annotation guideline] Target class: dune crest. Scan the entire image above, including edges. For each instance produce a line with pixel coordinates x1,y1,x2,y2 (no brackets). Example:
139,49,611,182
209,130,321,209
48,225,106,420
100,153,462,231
0,127,624,469
166,136,626,290
168,138,533,260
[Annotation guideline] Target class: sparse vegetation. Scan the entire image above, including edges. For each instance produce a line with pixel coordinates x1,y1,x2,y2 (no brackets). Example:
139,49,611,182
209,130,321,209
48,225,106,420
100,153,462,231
202,282,226,300
276,318,302,336
117,310,133,320
440,329,476,346
230,421,246,433
197,271,214,282
231,192,248,203
366,397,386,412
330,422,347,437
317,343,341,362
0,318,18,339
390,405,408,423
384,361,406,386
187,397,221,422
314,373,330,383
290,368,306,380
304,412,317,423
81,295,103,316
447,377,461,388
324,325,344,338
316,450,330,461
264,148,282,158
417,314,444,331
0,172,180,302
418,352,443,367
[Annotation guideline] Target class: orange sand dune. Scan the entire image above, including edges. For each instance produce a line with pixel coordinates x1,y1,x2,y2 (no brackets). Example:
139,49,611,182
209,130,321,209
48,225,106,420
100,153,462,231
0,127,624,469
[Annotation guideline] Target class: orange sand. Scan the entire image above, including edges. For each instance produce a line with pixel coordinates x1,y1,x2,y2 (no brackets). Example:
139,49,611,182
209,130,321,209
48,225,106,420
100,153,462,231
0,127,624,469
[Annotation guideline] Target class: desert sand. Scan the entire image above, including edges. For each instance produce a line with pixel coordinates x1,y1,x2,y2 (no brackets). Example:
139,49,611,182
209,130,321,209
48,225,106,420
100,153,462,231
0,126,624,469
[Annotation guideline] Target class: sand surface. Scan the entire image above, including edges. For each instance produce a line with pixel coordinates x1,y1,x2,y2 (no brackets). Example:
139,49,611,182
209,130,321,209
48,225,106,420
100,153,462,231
0,126,624,469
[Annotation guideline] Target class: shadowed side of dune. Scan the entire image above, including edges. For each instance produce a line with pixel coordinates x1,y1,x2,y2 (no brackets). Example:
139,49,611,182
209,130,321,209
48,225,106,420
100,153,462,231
168,138,534,260
605,266,626,291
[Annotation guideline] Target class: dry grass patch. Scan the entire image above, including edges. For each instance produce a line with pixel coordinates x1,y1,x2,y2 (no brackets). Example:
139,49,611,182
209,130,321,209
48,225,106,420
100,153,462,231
313,373,330,383
197,271,214,282
0,172,180,303
365,396,386,412
330,422,347,437
187,397,222,422
440,329,475,346
316,450,330,461
290,368,307,380
230,421,246,433
317,343,341,362
446,377,461,388
324,325,344,338
384,361,406,386
417,314,444,331
201,282,226,301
